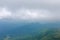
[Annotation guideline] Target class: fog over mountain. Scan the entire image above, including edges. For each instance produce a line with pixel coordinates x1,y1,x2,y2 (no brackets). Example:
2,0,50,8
0,0,60,40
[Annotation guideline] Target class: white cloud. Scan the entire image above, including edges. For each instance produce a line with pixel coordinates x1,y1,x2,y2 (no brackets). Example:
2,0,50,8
0,8,12,19
0,0,60,23
0,8,60,22
15,9,51,20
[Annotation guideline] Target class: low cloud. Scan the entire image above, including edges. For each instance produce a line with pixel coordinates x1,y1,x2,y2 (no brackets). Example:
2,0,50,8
0,8,60,22
0,0,60,22
0,8,11,19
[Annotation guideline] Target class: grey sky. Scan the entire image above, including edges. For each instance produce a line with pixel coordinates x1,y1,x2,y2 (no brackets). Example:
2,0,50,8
0,0,60,22
0,0,60,11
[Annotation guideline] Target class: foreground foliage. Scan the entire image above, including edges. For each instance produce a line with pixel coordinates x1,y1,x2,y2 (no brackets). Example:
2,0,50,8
3,28,60,40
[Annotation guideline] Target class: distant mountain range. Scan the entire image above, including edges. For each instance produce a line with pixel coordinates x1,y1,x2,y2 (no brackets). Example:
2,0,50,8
0,22,60,40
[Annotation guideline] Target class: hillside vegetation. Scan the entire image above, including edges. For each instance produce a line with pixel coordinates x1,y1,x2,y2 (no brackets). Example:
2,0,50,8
3,28,60,40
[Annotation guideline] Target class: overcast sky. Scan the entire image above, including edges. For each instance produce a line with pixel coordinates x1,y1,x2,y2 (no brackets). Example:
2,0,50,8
0,0,60,22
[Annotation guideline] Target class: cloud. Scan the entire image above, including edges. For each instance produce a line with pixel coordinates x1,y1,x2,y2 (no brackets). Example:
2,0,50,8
0,8,59,22
14,9,60,22
0,8,11,19
0,0,60,11
15,9,51,20
0,0,60,22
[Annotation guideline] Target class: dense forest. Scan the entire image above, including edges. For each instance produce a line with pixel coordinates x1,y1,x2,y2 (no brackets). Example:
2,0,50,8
3,28,60,40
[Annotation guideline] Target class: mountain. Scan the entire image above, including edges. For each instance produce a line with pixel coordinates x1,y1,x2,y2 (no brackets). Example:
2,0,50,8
3,28,60,40
0,22,60,40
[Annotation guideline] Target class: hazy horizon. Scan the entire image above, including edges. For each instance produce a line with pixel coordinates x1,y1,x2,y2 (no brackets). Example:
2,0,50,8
0,0,60,40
